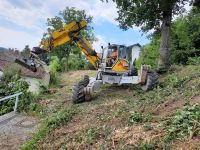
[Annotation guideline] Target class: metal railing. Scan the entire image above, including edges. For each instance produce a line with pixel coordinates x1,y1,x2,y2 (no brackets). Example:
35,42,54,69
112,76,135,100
0,92,23,113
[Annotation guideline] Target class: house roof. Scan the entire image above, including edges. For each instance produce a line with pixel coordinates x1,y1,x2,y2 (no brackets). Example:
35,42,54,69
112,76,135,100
0,51,45,79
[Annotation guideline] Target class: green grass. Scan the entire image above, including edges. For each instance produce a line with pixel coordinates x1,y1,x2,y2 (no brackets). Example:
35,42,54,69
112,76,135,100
21,106,77,150
128,112,153,124
166,104,200,140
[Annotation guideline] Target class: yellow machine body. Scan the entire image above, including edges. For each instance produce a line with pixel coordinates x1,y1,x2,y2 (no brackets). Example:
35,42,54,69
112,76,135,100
39,20,100,68
112,59,129,72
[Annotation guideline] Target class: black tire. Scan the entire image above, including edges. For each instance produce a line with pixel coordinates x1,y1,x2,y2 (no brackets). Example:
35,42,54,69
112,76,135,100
79,75,89,87
141,71,159,91
72,75,90,104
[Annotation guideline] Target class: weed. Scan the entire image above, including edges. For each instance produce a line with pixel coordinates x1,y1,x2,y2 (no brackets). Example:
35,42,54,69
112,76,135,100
143,123,153,131
187,57,200,65
134,142,157,150
128,112,153,124
97,113,111,122
85,128,100,144
166,104,200,141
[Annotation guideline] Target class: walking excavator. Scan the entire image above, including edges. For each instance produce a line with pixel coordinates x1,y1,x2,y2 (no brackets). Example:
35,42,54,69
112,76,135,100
16,20,159,103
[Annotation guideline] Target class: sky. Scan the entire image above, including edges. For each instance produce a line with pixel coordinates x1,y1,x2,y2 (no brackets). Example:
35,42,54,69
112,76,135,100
0,0,150,52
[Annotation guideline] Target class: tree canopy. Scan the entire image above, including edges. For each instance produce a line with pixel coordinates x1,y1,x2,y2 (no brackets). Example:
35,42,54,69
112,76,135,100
42,7,95,71
137,7,200,68
113,0,191,31
108,0,198,69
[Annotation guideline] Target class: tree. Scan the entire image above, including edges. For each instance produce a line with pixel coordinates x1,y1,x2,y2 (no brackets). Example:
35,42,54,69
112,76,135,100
43,7,95,70
21,45,31,59
108,0,196,69
137,7,200,66
170,7,200,64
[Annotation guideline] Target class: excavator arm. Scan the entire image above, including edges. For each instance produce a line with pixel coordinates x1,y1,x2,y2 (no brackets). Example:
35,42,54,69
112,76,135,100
37,20,100,69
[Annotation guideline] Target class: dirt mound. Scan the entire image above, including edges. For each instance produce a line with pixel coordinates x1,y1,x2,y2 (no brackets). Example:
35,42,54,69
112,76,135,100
0,51,45,79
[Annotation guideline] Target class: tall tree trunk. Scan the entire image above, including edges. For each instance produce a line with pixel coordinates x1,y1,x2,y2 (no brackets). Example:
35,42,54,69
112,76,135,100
159,12,172,70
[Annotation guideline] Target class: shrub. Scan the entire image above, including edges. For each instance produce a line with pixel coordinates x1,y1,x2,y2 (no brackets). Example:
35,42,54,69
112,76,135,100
0,67,37,115
187,57,200,65
49,56,60,85
128,112,153,124
136,37,160,69
166,104,200,140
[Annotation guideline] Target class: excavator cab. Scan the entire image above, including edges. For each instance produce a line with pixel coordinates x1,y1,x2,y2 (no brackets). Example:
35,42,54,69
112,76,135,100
101,44,140,75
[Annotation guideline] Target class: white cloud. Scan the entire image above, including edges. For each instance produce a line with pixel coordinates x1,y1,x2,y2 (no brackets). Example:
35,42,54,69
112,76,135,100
0,1,50,34
92,35,108,53
0,27,41,50
45,0,118,24
0,0,119,50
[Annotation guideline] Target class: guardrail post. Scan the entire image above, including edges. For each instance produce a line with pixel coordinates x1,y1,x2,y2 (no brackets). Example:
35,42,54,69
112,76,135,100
14,95,19,112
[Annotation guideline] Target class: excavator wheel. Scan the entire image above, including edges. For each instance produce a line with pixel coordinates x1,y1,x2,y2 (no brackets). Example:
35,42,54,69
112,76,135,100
141,71,159,91
78,75,89,87
72,75,90,104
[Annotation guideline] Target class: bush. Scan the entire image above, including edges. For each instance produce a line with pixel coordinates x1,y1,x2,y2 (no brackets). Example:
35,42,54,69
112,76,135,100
128,112,153,124
187,57,200,65
136,37,160,69
2,64,21,83
166,104,200,140
0,66,37,115
170,8,200,64
68,55,88,70
49,56,60,85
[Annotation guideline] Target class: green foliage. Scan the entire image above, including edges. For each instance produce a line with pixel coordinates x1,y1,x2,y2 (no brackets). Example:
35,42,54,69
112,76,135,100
49,56,60,85
187,57,200,65
166,104,200,140
170,8,200,64
68,54,88,70
137,8,200,66
136,37,160,69
112,0,191,31
85,128,100,144
43,7,95,70
2,64,21,83
134,142,157,150
128,112,152,124
21,45,31,59
49,56,60,73
21,106,76,150
0,66,37,115
163,74,191,88
76,125,113,145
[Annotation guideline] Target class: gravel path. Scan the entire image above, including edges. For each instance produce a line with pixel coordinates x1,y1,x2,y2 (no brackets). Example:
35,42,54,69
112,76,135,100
0,112,38,150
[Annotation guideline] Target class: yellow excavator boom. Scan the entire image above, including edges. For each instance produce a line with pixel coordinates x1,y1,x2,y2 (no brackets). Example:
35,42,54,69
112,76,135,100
39,20,100,68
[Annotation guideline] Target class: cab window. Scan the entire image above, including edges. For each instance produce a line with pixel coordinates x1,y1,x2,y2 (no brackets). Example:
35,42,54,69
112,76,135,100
118,46,126,59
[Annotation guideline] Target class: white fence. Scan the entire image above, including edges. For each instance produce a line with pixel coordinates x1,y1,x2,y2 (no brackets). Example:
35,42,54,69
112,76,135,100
0,92,23,113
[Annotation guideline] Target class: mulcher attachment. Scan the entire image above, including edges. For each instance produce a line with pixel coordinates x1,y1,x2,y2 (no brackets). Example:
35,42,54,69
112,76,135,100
72,75,90,104
15,58,37,72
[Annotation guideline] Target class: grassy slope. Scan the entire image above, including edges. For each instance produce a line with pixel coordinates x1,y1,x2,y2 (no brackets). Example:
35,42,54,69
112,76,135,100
24,67,200,149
